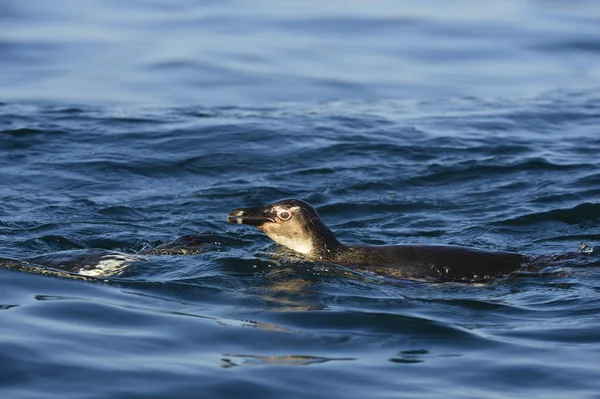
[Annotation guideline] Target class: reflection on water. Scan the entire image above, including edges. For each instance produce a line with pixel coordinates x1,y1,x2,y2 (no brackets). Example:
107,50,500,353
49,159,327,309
221,354,356,368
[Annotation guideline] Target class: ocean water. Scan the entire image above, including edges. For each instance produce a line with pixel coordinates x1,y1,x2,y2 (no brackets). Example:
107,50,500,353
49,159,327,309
1,1,600,398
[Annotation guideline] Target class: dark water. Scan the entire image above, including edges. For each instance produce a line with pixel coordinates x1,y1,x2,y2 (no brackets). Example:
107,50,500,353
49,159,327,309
2,1,600,399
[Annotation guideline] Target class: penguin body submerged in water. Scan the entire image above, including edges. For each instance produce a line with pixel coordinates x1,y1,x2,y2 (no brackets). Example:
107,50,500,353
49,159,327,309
0,235,210,279
227,199,533,282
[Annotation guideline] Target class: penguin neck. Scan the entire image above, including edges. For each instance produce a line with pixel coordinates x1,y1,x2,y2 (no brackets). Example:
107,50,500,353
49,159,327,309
302,225,381,266
307,237,344,262
309,240,369,264
304,227,374,265
302,223,345,262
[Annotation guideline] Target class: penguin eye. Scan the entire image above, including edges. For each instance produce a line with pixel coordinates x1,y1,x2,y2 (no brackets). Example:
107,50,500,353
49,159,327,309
277,209,292,221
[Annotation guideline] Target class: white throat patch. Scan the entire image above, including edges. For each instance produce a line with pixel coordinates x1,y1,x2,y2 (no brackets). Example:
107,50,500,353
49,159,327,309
269,233,313,255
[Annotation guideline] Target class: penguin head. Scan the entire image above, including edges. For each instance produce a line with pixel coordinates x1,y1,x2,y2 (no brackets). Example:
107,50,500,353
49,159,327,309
227,199,339,257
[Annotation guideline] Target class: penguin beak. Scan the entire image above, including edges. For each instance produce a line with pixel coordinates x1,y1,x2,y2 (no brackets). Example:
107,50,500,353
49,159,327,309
227,206,275,226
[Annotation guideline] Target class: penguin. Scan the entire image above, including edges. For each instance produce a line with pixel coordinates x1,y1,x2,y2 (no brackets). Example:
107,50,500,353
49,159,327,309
227,199,532,282
0,235,210,278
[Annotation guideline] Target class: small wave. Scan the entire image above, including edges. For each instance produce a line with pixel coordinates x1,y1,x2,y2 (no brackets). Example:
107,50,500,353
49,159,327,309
496,202,600,226
414,157,590,185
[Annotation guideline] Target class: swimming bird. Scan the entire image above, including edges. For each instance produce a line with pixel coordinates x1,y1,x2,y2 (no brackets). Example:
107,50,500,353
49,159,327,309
0,235,210,278
227,199,532,282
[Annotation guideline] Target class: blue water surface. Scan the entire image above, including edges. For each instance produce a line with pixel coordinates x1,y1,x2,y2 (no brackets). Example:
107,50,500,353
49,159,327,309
1,1,600,398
